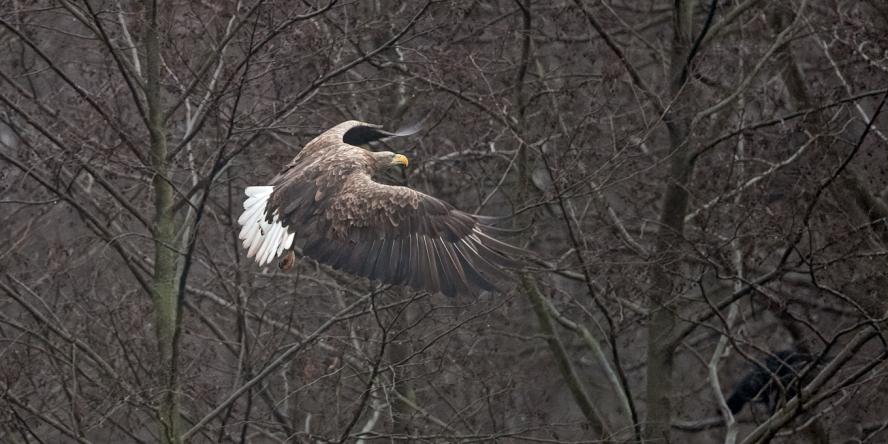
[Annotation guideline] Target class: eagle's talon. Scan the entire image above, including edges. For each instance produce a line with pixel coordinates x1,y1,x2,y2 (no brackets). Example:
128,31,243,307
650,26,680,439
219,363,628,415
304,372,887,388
279,250,295,270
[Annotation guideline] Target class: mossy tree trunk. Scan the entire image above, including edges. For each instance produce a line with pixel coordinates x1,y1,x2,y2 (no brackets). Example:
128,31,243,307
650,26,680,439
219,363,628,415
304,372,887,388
146,2,183,442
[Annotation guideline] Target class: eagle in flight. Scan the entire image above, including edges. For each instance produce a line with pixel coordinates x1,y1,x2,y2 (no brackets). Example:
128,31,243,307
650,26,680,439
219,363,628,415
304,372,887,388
238,121,523,297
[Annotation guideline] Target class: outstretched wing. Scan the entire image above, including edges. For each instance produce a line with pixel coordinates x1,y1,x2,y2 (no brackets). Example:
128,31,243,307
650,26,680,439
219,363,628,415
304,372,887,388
300,176,523,297
341,120,424,146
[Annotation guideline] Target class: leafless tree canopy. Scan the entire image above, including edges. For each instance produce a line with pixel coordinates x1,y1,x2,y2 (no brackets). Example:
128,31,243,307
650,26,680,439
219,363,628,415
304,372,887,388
0,1,885,443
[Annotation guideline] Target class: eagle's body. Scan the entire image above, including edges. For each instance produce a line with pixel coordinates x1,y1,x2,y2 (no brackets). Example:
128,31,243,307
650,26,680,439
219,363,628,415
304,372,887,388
238,121,521,297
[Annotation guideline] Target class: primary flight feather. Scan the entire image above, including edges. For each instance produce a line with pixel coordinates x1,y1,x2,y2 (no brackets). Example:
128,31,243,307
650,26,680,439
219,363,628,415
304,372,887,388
238,121,523,297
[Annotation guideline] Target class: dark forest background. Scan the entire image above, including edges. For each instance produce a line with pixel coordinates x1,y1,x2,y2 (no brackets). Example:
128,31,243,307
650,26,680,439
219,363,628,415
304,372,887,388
0,1,885,443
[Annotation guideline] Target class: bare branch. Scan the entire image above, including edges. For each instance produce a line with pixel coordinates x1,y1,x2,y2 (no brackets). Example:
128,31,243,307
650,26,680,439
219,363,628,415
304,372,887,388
183,291,374,440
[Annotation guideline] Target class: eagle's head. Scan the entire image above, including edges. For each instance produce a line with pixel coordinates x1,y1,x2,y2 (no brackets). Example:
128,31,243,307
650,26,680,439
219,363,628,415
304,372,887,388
370,151,409,170
368,151,409,187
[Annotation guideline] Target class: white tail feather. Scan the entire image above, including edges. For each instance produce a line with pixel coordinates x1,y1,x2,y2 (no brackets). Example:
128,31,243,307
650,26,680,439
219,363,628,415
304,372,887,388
238,186,292,266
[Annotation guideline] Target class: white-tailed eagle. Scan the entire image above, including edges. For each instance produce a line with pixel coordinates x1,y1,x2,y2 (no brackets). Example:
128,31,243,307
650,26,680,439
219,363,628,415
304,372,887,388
238,121,522,297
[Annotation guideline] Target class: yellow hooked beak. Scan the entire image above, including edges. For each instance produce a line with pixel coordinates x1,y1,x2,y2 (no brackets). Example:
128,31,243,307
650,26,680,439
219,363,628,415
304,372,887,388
391,154,408,166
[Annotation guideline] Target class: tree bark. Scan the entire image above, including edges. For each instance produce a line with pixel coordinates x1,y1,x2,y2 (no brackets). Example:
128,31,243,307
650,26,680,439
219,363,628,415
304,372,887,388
644,1,696,441
146,1,183,442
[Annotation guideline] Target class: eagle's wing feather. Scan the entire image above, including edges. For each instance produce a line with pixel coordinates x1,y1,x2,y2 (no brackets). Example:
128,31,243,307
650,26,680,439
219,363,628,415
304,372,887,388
284,174,520,297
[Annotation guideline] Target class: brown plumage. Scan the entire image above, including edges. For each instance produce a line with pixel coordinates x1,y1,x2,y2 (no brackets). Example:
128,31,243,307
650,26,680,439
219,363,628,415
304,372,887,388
238,121,523,297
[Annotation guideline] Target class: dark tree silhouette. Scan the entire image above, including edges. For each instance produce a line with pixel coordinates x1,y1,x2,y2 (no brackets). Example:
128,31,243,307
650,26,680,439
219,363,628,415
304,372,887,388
727,351,815,415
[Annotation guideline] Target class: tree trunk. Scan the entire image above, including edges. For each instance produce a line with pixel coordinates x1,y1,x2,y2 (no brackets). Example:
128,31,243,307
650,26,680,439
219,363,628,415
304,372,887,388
644,1,696,440
146,1,183,442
